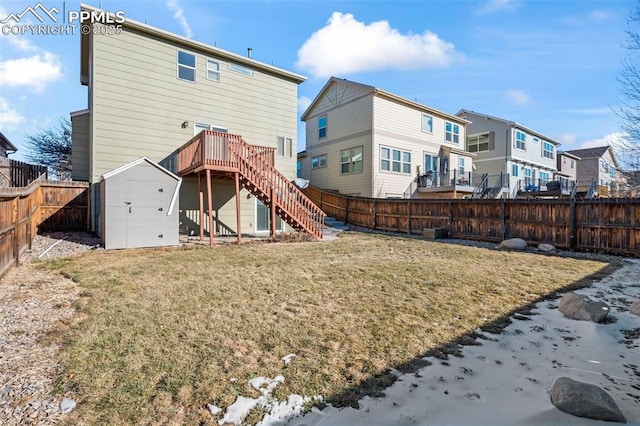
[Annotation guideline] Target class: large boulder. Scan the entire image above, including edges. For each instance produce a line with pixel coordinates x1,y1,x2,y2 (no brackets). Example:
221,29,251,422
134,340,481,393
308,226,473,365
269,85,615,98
497,238,527,251
551,377,626,423
630,300,640,317
558,292,610,323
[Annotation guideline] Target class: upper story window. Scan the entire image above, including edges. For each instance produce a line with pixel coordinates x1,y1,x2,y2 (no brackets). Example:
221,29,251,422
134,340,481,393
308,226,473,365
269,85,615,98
341,146,362,174
277,136,293,158
422,114,433,133
515,131,526,150
445,122,459,144
381,147,411,174
571,159,575,169
533,137,539,144
318,116,327,139
207,59,221,81
467,132,491,152
312,154,327,169
228,63,253,76
543,141,554,159
610,167,616,178
177,50,196,82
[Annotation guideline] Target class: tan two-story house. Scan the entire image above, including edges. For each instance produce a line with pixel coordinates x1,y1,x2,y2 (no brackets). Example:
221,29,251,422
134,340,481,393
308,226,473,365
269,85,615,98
71,5,323,241
300,77,474,199
456,110,561,197
564,146,622,197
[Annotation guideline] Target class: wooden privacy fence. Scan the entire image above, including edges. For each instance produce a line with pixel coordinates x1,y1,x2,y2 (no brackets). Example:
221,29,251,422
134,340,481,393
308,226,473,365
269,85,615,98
0,180,89,277
303,186,640,257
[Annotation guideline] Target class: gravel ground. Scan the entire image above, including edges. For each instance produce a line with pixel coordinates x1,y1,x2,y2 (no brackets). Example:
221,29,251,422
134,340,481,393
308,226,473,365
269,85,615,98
1,232,100,425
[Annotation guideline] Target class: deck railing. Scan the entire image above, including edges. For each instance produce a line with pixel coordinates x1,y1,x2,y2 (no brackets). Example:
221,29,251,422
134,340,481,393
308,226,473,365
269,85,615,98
177,130,324,238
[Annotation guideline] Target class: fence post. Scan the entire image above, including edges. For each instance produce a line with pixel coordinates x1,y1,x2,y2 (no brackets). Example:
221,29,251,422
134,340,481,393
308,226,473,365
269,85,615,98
569,198,576,250
12,197,19,266
407,200,411,235
448,201,453,237
501,200,506,240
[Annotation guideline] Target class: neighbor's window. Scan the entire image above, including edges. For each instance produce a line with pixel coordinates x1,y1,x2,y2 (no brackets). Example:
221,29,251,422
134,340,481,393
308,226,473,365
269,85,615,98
543,141,554,159
523,168,532,184
341,147,362,174
515,131,526,150
571,159,575,169
422,114,433,133
458,157,465,175
177,50,196,82
207,59,221,81
311,154,327,169
381,146,411,174
318,116,327,139
445,122,459,144
610,167,616,178
228,63,253,76
533,137,539,144
467,132,491,152
277,136,293,158
512,164,519,177
540,171,550,183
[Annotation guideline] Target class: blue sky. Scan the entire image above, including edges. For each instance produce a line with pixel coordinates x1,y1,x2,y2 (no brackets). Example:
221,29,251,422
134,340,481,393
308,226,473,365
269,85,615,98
0,0,636,164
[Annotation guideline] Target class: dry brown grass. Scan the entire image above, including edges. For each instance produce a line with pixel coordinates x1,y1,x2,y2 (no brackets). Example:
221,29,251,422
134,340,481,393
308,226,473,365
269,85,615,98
39,232,616,425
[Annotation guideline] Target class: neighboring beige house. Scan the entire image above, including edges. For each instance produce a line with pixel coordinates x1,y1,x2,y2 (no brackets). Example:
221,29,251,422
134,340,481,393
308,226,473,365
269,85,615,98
556,151,579,182
71,5,322,239
564,146,622,197
456,110,561,197
300,77,474,199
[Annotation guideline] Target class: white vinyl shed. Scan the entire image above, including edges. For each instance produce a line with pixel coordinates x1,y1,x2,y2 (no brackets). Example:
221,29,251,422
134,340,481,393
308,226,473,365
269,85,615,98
100,157,182,249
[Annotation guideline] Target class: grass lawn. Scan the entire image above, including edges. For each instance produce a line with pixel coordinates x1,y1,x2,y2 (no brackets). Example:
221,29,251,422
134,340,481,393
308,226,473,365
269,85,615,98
40,232,617,425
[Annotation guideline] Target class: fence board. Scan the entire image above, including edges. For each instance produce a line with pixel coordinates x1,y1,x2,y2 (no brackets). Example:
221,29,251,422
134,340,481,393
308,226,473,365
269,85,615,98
303,187,640,257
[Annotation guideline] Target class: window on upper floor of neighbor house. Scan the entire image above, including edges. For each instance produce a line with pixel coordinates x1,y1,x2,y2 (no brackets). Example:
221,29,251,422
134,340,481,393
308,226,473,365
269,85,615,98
277,136,293,158
512,164,519,177
177,50,196,82
533,137,539,144
422,114,433,133
467,132,491,152
341,147,363,174
543,141,554,159
318,116,327,139
207,59,221,81
610,167,616,178
311,154,327,169
445,122,459,144
515,131,526,150
571,159,575,169
381,146,411,174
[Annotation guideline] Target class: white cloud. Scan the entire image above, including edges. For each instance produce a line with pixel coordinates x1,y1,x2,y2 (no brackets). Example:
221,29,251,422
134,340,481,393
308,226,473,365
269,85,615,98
0,97,26,131
504,89,530,106
476,0,519,16
296,12,461,78
166,0,193,39
0,52,63,92
298,96,312,114
590,10,612,21
579,132,627,150
560,133,577,144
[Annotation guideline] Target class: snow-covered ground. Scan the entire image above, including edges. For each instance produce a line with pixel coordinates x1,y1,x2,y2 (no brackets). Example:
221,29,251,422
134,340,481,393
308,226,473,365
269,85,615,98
220,259,640,426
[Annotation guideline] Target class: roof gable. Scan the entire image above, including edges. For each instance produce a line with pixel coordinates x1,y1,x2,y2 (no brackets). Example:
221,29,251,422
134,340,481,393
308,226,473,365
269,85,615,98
300,77,375,121
564,146,620,169
457,109,561,145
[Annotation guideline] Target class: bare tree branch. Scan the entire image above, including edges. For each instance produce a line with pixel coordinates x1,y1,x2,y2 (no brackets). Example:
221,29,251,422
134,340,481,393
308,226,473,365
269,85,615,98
24,118,72,180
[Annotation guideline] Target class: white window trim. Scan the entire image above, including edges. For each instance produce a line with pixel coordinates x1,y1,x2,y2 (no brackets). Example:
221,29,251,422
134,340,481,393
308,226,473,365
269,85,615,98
277,136,293,158
542,141,555,159
228,63,253,76
380,146,411,175
445,122,460,144
177,49,197,83
255,198,284,233
515,130,526,151
466,131,491,153
421,114,433,134
318,115,327,139
340,146,363,175
311,154,327,169
194,123,228,136
206,59,221,82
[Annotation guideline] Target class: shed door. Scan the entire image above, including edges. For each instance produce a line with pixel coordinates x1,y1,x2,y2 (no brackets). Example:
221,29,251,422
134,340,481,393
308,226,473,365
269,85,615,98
125,180,169,247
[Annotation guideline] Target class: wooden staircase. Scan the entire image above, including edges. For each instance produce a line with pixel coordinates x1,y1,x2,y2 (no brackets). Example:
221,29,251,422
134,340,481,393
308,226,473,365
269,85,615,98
178,131,325,238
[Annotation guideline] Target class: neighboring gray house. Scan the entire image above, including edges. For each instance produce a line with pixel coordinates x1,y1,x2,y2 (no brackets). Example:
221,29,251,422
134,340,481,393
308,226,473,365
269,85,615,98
0,132,17,158
456,110,561,197
71,5,322,241
563,146,622,197
300,77,474,199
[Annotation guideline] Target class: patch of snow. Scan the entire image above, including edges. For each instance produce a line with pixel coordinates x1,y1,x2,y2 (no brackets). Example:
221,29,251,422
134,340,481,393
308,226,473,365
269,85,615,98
207,404,222,415
282,353,297,365
218,396,260,425
288,259,640,426
59,398,76,414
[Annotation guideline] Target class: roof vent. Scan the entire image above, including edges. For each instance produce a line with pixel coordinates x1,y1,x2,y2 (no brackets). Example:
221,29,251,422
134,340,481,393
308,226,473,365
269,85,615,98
247,47,252,58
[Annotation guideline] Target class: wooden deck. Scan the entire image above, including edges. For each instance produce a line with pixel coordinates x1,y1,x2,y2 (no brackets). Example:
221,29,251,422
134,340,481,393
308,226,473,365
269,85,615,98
177,130,325,243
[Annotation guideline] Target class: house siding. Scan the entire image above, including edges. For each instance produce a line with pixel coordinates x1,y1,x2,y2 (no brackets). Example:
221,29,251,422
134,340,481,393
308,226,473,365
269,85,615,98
71,111,90,181
372,96,470,198
557,153,577,180
87,25,299,234
304,86,373,196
